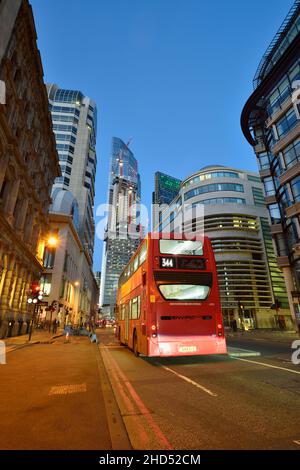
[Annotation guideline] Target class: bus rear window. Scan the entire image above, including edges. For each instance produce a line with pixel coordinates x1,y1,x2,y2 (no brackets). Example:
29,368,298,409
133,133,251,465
158,284,210,300
159,240,203,256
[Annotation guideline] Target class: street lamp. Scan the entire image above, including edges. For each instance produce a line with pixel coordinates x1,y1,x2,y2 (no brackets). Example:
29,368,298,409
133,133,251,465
47,235,59,248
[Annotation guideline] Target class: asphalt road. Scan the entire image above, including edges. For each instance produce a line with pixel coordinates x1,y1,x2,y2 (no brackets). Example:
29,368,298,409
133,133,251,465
98,328,300,450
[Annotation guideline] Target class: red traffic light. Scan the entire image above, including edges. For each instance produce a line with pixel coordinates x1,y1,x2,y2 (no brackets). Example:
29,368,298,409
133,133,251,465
31,282,40,292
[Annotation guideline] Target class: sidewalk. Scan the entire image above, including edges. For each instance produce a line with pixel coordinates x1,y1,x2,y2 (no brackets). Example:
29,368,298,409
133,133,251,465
226,329,299,344
0,335,119,449
2,329,64,353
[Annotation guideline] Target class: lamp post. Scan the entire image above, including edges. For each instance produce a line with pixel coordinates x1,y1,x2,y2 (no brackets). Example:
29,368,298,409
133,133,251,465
27,286,43,341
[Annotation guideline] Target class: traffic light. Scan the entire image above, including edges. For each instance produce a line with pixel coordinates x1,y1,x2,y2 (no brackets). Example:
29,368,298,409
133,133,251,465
30,281,41,294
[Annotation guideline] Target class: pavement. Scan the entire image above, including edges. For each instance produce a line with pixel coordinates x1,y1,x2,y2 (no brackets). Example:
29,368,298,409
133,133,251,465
0,334,130,450
226,329,299,344
2,329,64,353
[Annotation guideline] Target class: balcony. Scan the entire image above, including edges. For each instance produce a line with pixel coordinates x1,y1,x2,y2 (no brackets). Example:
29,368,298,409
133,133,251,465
271,223,284,234
259,168,272,178
279,160,300,186
264,195,277,205
254,141,266,153
277,256,290,267
286,201,300,218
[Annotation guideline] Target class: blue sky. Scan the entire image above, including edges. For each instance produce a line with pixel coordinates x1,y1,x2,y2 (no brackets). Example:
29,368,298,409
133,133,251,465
30,0,293,271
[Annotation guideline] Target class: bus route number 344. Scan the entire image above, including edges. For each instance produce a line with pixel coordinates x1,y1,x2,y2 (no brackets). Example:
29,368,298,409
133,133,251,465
160,257,175,268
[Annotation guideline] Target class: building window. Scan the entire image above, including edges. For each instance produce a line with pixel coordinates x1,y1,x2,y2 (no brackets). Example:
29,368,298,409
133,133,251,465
263,177,276,196
267,77,290,116
192,197,246,205
275,107,298,139
268,203,281,224
257,152,270,170
43,247,56,269
252,187,265,206
290,176,300,203
282,137,300,169
184,183,244,201
40,274,52,296
247,174,261,182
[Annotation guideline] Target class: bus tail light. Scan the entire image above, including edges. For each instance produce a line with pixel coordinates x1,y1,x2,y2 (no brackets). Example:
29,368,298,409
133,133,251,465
217,323,223,337
151,324,157,338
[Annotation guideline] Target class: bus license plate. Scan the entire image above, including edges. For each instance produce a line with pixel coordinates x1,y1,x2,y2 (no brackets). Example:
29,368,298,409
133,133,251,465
179,345,197,353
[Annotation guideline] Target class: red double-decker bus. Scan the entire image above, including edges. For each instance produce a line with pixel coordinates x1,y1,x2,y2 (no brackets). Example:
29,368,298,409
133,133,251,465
116,233,227,357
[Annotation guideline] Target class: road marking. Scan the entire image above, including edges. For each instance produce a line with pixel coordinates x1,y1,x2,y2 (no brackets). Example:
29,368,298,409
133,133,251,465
234,357,300,376
101,346,173,450
159,364,218,397
293,440,300,446
227,346,261,357
49,383,87,395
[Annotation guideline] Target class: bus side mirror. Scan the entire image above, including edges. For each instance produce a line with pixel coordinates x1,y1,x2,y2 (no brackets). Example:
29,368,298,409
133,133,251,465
142,272,147,286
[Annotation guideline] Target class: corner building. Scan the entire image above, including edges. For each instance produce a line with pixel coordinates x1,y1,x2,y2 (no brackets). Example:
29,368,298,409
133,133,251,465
241,0,300,329
157,166,291,329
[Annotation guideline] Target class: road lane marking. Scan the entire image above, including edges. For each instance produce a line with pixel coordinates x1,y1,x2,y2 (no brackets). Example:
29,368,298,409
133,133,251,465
227,346,261,357
159,364,218,397
101,347,149,448
49,383,87,395
101,346,173,450
234,357,300,375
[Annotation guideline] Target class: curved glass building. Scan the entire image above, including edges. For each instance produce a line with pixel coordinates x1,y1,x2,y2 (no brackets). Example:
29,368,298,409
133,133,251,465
241,0,300,329
156,166,291,329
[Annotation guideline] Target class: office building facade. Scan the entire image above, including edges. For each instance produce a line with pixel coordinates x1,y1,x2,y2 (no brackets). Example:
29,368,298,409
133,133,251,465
241,0,300,329
152,171,181,229
47,84,97,260
156,165,291,329
100,137,142,316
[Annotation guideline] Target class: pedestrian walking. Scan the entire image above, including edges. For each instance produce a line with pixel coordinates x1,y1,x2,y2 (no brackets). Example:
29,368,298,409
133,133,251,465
52,319,58,334
65,324,71,342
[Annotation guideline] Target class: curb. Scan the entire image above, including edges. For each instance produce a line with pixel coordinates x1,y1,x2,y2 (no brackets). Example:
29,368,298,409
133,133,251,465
5,333,64,353
95,344,132,450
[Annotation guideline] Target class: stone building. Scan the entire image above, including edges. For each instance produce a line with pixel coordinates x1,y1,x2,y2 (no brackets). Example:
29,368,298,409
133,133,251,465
0,0,60,337
40,189,99,328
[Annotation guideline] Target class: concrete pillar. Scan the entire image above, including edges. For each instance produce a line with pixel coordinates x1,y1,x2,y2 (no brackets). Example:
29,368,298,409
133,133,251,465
12,264,25,313
0,154,9,192
20,271,31,317
282,266,298,330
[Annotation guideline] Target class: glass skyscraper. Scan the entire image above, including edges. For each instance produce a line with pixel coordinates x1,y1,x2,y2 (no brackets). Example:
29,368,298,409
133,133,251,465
152,172,181,229
100,137,142,316
47,84,97,259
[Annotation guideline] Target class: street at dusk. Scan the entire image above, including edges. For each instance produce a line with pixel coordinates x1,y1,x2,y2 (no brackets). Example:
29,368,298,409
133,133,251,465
1,329,300,452
1,0,300,464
